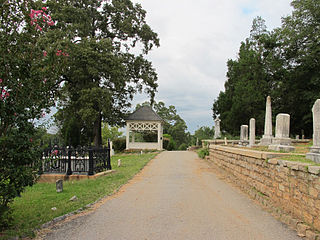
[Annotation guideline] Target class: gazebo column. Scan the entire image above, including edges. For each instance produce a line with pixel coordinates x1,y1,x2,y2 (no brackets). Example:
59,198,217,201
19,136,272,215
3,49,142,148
157,122,163,150
126,122,130,150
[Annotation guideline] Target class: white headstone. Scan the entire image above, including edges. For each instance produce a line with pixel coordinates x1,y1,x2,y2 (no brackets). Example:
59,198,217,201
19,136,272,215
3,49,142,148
268,113,295,152
240,125,248,141
307,99,320,163
260,96,273,146
249,118,255,147
214,118,221,139
224,137,227,145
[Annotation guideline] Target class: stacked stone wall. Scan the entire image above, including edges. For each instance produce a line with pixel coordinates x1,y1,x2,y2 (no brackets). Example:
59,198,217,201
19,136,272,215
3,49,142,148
208,145,320,235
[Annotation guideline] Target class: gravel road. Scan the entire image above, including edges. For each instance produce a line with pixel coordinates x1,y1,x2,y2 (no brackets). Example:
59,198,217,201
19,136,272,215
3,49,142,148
43,151,301,240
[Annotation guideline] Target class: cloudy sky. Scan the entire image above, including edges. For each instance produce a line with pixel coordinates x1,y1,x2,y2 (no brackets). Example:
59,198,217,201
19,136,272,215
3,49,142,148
131,0,293,133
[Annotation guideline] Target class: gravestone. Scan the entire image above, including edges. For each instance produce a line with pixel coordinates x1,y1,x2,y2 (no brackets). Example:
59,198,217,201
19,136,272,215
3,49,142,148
214,118,221,139
118,159,121,167
268,113,295,152
306,99,320,163
56,179,63,193
239,125,249,146
260,96,273,145
224,137,227,145
249,118,256,147
110,141,115,156
296,135,299,140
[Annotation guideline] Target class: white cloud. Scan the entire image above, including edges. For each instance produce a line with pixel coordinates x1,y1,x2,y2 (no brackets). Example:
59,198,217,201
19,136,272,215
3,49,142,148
132,0,293,133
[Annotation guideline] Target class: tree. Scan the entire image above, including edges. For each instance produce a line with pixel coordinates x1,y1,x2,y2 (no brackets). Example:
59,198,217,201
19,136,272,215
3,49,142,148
101,123,123,145
271,0,320,137
194,126,214,143
50,0,160,146
0,1,67,226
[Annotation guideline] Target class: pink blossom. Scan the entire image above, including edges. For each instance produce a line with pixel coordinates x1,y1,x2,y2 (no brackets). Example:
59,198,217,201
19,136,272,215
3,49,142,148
42,7,47,11
43,51,47,57
56,50,62,56
0,78,2,84
30,138,33,142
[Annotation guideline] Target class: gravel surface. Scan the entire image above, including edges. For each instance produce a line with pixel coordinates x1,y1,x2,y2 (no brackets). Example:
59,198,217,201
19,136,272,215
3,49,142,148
42,151,301,240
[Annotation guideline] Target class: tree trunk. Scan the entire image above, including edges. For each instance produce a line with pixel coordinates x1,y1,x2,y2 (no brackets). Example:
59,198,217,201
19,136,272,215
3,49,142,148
93,113,102,147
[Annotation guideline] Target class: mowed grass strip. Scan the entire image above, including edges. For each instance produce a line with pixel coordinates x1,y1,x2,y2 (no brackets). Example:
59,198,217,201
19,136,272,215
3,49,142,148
2,153,158,239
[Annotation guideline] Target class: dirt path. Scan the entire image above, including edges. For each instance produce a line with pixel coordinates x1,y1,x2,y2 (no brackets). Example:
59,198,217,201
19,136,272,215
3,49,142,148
42,151,301,240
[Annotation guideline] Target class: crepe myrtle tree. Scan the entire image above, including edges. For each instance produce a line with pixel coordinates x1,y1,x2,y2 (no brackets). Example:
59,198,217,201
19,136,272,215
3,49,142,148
0,1,69,227
49,0,160,147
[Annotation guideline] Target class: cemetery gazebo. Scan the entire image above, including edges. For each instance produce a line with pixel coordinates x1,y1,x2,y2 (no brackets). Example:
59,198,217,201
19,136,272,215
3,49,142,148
125,106,164,150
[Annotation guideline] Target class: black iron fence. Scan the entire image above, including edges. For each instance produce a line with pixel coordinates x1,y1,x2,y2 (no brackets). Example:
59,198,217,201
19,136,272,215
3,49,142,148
41,142,111,176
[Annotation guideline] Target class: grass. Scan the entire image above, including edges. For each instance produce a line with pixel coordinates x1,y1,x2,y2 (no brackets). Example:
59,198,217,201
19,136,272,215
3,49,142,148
278,154,320,166
1,153,158,239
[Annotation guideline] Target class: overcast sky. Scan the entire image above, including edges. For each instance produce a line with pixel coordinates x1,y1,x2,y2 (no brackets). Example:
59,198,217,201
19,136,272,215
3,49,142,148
131,0,293,133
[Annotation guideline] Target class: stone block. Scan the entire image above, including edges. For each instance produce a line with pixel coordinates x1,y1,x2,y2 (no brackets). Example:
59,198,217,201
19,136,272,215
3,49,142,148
56,179,63,193
309,187,319,198
306,230,317,240
297,223,310,237
306,152,320,164
268,144,295,152
268,159,278,165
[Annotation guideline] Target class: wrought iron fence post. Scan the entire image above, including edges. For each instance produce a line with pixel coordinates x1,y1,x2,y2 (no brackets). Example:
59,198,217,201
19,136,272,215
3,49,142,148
88,148,94,175
103,147,107,170
107,139,112,170
66,146,73,176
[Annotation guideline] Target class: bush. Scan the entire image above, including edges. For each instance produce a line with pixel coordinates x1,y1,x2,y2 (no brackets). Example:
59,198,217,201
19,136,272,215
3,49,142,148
113,138,126,152
178,143,188,150
197,148,209,159
163,134,177,151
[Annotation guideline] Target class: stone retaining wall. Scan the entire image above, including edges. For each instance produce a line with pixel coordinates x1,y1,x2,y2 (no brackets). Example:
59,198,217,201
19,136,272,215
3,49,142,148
207,145,320,236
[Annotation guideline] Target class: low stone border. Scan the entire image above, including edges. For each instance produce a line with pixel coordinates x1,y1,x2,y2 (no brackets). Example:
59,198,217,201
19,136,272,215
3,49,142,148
37,170,115,183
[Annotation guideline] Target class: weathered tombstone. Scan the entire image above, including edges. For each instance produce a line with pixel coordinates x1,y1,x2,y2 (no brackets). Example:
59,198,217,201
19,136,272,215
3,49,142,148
296,135,299,140
118,159,121,167
110,141,115,156
268,113,295,152
56,179,63,193
306,99,320,163
260,96,273,145
224,137,227,145
239,125,249,146
249,118,256,147
214,117,221,139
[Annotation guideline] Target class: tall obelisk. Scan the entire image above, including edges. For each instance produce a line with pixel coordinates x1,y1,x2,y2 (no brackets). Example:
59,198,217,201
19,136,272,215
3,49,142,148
260,96,273,146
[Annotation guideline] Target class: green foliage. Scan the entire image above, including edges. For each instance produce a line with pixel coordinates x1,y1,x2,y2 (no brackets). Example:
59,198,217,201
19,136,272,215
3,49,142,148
51,0,160,146
213,0,320,137
113,138,127,152
197,148,209,159
101,123,123,145
0,1,68,228
137,101,190,149
192,126,214,145
163,134,176,151
178,143,188,151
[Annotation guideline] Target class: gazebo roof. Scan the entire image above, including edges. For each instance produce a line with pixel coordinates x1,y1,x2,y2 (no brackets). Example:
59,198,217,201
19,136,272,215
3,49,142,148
126,106,163,121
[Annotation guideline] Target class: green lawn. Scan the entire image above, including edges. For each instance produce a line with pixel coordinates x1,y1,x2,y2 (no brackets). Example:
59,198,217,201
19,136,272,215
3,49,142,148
1,153,158,239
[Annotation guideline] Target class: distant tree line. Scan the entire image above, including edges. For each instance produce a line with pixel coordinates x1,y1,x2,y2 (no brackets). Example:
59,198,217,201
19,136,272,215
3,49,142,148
212,0,320,137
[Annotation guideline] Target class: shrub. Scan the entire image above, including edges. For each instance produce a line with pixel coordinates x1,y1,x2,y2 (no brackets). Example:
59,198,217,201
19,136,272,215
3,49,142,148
178,143,188,150
197,148,209,159
113,138,126,152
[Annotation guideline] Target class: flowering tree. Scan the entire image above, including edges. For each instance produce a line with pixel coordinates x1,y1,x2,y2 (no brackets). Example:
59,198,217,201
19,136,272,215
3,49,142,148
0,1,68,226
